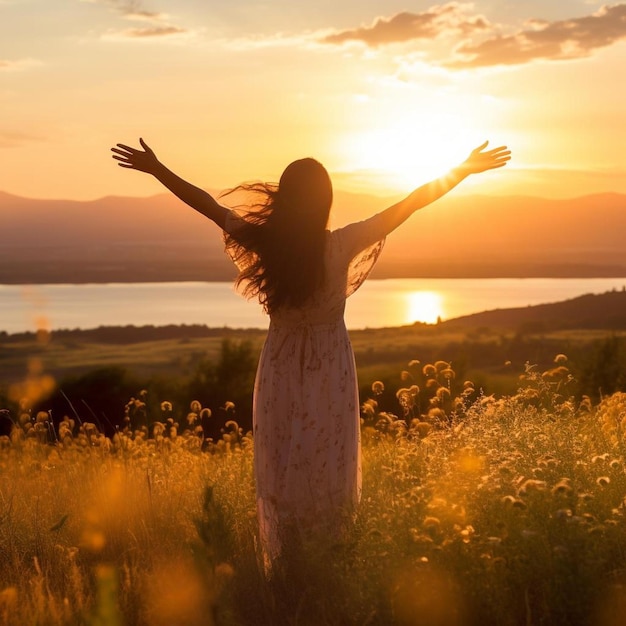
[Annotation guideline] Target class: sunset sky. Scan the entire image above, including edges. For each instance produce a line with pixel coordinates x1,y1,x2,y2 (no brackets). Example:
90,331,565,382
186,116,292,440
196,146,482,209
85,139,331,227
1,0,625,200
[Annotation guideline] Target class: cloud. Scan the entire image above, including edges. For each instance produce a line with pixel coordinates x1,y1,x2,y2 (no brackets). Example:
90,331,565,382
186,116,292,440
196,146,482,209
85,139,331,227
322,3,492,47
82,0,164,21
0,131,44,148
322,2,626,69
83,0,189,38
448,2,626,68
116,25,187,38
0,58,42,71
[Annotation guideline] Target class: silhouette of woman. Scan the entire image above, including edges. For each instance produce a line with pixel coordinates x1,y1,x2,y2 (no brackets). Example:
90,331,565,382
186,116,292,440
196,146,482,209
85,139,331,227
111,138,510,567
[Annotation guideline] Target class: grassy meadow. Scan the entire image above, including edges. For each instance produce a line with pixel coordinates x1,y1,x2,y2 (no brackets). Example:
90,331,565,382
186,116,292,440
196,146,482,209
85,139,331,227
1,325,626,624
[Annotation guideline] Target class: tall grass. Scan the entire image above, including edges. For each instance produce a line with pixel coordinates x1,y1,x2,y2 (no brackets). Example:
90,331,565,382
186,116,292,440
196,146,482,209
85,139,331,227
1,357,626,625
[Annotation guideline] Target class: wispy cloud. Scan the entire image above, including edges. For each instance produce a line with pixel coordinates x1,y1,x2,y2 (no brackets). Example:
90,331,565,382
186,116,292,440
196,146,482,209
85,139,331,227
82,0,188,38
81,0,165,21
113,25,187,38
0,58,42,71
448,3,626,68
0,131,44,148
321,2,626,69
322,3,492,47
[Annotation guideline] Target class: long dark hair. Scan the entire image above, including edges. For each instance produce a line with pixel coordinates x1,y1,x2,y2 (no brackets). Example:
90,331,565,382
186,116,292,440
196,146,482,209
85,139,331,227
224,158,333,314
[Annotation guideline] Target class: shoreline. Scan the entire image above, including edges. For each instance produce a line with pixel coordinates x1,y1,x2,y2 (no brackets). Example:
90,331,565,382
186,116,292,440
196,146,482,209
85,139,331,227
3,272,626,287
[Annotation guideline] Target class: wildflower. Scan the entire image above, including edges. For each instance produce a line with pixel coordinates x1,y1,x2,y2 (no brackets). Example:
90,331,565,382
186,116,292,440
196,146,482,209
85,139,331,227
596,476,611,487
414,421,432,438
408,359,420,368
160,401,173,412
434,360,450,372
440,368,455,381
190,400,202,413
422,364,437,377
223,401,235,411
428,407,446,422
361,399,377,418
542,366,570,381
518,479,547,496
200,408,212,419
371,380,384,394
554,353,568,364
552,478,573,496
401,370,412,381
436,387,451,401
422,517,441,533
459,525,474,543
396,388,412,403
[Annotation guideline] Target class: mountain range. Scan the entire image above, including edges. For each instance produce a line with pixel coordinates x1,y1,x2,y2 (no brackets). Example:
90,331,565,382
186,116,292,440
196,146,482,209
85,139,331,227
1,189,625,283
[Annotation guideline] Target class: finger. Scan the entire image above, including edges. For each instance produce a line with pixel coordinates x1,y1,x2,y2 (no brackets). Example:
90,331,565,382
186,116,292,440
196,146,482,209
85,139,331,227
111,147,132,156
485,147,509,157
111,154,131,162
117,163,135,168
116,143,137,152
139,137,151,152
473,140,489,153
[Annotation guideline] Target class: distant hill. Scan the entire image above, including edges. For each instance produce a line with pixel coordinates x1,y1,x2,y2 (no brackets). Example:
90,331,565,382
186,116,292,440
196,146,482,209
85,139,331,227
1,189,625,283
440,289,626,332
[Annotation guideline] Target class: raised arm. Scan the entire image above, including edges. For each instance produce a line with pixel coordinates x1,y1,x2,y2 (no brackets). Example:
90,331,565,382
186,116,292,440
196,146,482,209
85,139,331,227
111,138,230,230
373,141,511,235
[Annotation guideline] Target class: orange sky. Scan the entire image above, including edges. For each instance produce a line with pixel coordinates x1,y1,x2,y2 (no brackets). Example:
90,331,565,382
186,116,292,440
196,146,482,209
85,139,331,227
1,1,625,200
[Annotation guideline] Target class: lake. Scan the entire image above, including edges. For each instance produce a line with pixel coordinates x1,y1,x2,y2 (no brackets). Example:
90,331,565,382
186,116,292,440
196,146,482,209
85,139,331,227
2,278,625,334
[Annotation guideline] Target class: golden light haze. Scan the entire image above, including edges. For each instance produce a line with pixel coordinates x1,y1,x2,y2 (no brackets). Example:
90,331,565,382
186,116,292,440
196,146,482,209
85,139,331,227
1,1,625,200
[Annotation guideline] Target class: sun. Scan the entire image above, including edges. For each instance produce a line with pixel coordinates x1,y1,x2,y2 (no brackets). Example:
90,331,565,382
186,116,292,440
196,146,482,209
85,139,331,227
407,291,444,325
336,91,490,194
346,114,480,191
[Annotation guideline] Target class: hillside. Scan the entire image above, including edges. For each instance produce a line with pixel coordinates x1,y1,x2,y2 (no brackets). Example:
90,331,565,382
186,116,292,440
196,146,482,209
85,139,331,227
440,288,626,331
1,190,625,282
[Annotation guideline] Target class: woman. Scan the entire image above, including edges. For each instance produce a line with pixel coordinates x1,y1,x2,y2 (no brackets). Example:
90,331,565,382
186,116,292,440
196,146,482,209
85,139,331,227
111,138,510,566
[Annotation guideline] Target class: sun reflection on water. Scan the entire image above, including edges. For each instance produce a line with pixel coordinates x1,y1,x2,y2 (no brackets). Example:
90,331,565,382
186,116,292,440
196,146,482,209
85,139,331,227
407,291,444,325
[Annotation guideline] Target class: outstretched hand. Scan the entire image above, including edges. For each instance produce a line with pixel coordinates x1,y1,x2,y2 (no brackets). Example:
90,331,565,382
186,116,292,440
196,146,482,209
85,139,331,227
460,141,511,175
111,138,160,175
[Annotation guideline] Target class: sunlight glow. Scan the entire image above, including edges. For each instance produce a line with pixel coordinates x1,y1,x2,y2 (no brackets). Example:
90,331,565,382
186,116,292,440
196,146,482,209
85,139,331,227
407,291,444,325
344,113,479,191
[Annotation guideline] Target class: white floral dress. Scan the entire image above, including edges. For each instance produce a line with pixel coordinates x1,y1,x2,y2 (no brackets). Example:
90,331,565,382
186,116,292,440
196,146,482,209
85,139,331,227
225,212,387,564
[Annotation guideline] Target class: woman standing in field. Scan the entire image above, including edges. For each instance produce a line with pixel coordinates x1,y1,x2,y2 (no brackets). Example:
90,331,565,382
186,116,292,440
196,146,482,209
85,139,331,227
111,138,510,567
